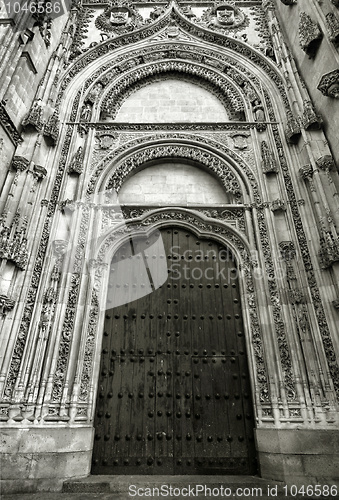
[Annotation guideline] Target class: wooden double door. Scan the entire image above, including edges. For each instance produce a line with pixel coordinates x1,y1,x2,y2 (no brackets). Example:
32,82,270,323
92,227,257,474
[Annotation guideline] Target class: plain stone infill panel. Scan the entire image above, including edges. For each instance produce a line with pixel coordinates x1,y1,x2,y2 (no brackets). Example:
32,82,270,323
0,426,93,453
115,79,229,123
255,428,339,455
0,451,91,480
0,427,93,487
255,429,339,485
118,162,228,205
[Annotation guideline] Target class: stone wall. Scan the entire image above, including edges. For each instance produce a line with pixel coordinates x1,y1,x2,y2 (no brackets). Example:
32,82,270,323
275,0,339,166
118,162,230,204
115,79,229,123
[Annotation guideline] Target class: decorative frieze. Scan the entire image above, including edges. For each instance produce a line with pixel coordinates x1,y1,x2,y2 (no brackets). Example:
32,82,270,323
317,69,339,98
299,12,323,58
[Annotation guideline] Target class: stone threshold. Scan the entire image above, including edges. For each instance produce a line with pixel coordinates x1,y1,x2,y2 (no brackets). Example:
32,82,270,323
63,475,275,494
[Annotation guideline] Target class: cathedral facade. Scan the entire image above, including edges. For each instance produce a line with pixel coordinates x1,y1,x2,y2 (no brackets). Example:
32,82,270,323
0,0,339,493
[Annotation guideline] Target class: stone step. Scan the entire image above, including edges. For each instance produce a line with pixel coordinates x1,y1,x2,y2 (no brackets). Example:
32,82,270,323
63,474,273,492
62,475,333,499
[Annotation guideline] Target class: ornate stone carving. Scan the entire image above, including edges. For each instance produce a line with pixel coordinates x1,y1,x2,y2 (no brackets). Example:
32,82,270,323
318,69,339,98
180,6,197,20
319,232,339,269
0,295,15,316
33,164,47,181
69,7,95,60
22,100,44,131
0,212,29,270
87,81,105,104
106,145,242,200
230,132,249,150
332,300,339,309
11,156,30,172
252,101,266,132
51,273,80,403
285,112,301,143
269,120,339,399
326,12,339,43
95,1,143,35
79,292,99,403
68,146,84,175
261,141,278,174
316,155,336,172
280,0,297,4
101,61,245,120
59,13,291,118
280,242,297,280
52,240,68,256
96,132,118,150
299,12,323,57
201,1,248,33
150,6,167,21
43,111,60,145
101,70,242,121
279,241,296,261
302,100,322,130
271,199,287,212
299,164,313,180
0,102,22,145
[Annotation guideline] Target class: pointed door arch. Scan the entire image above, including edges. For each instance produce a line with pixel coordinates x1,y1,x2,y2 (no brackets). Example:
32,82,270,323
92,226,257,474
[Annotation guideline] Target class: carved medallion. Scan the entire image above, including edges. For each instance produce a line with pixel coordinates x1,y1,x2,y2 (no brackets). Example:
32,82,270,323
95,0,143,35
201,1,248,33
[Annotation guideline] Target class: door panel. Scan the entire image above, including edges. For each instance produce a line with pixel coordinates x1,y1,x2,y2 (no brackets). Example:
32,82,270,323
92,227,256,474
